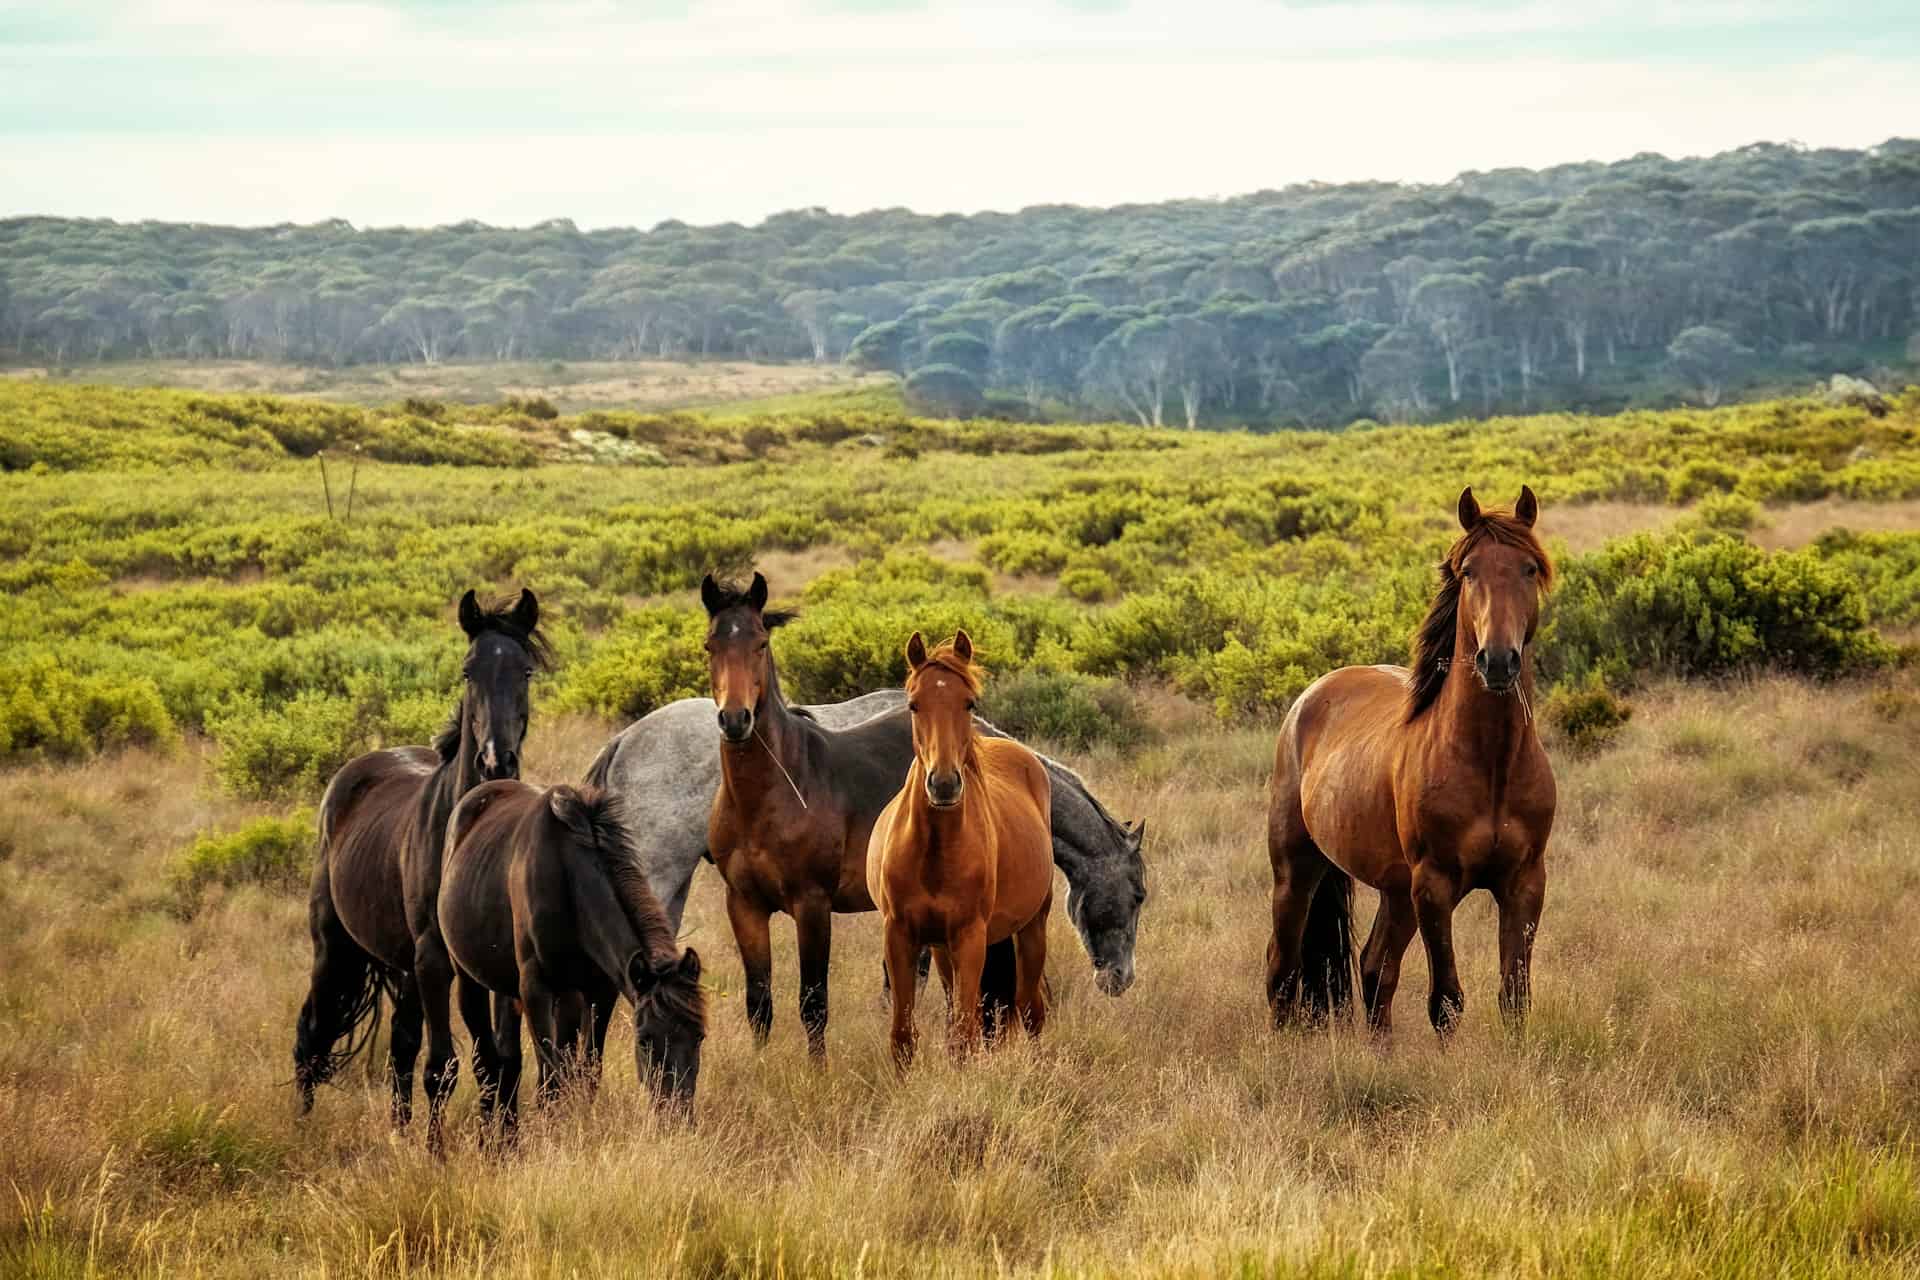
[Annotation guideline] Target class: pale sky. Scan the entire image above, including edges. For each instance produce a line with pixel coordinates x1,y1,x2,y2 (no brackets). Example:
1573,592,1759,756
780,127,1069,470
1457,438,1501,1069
3,0,1917,229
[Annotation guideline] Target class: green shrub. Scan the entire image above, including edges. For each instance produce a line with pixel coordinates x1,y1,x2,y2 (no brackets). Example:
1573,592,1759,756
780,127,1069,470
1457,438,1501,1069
171,809,316,904
1543,673,1633,755
207,677,446,800
1059,567,1118,602
979,670,1154,753
1542,531,1891,686
0,657,176,761
1668,460,1742,503
977,530,1071,576
556,605,709,720
1689,493,1762,533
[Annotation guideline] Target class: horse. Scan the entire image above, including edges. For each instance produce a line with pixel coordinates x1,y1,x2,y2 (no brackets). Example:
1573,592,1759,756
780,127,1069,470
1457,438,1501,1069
581,690,1146,995
292,588,548,1123
703,571,946,1060
868,631,1053,1067
1265,486,1556,1038
430,781,705,1149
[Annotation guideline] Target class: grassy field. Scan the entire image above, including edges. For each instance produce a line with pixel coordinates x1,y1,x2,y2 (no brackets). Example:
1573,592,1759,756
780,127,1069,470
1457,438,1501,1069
0,358,891,414
3,381,1920,1276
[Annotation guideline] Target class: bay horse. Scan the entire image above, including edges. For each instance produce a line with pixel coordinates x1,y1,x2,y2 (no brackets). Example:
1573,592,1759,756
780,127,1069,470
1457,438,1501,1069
867,631,1053,1068
1265,486,1556,1037
293,588,547,1123
430,781,705,1149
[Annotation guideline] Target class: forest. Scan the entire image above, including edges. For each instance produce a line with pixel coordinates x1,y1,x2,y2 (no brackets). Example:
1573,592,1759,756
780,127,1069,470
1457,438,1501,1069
6,138,1920,427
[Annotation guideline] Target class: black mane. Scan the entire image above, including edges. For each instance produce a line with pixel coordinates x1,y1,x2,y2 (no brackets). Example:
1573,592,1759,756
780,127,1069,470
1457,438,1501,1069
703,576,798,629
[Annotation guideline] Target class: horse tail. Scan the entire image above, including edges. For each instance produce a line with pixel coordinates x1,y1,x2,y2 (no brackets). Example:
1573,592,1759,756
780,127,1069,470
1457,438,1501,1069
292,875,392,1106
1301,868,1357,1022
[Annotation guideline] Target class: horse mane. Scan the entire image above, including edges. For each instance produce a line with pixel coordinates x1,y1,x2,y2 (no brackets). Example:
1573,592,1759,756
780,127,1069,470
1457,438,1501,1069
1404,509,1553,723
703,576,798,629
546,785,704,1023
435,594,556,762
914,642,983,698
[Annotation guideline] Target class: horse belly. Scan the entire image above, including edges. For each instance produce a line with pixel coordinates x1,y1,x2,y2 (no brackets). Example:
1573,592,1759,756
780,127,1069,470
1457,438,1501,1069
1299,747,1406,891
330,826,412,970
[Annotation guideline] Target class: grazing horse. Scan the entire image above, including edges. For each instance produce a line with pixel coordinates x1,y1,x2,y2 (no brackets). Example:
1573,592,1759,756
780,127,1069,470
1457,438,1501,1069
703,571,928,1060
868,632,1053,1068
582,690,1146,995
1265,486,1556,1037
431,782,705,1149
293,589,547,1122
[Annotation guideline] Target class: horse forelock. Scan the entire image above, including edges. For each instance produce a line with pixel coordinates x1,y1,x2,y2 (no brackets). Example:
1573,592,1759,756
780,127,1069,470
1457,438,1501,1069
1406,510,1553,723
912,644,983,698
466,594,556,670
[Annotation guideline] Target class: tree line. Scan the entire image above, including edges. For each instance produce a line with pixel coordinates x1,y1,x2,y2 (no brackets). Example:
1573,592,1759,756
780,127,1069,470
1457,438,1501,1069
5,137,1918,425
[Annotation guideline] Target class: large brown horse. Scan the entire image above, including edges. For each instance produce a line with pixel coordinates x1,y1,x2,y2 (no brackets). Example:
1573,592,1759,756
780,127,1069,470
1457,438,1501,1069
1266,486,1556,1037
702,572,924,1060
867,632,1053,1068
430,781,705,1150
293,589,547,1122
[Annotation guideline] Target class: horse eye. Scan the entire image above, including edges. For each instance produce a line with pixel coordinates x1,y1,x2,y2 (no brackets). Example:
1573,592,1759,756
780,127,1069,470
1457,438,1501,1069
1525,564,1539,577
967,700,977,711
907,701,918,714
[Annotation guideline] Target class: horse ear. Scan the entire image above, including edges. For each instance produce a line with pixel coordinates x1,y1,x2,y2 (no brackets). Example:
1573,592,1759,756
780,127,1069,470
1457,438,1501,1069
510,587,539,634
1457,486,1482,532
747,572,769,612
1128,818,1146,845
952,629,973,663
546,785,581,826
677,948,701,982
457,589,483,637
629,952,662,995
905,631,928,670
699,574,725,617
1515,484,1539,528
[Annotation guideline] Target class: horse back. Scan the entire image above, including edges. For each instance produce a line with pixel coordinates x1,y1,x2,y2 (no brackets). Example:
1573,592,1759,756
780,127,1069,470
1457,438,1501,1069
440,780,539,996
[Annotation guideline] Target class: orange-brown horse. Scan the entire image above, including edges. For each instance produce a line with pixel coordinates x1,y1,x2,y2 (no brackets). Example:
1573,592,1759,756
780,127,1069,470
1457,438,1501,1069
867,631,1053,1068
1266,485,1556,1037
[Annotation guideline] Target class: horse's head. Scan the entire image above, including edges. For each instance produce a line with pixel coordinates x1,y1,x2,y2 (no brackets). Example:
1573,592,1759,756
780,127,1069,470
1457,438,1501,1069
455,587,545,781
631,947,705,1115
700,572,795,745
904,630,981,810
1452,485,1551,695
1064,816,1147,996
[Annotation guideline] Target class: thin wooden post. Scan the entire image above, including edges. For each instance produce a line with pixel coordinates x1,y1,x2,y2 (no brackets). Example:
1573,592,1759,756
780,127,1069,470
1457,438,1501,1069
318,452,334,519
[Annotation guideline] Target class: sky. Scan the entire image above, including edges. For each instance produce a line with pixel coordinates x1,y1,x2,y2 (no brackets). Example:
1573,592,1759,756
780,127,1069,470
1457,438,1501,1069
2,0,1918,230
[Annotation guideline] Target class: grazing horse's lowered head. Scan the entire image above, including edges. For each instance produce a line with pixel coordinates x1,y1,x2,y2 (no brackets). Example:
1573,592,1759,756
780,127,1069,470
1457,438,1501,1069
700,571,798,745
452,587,549,780
1064,814,1146,996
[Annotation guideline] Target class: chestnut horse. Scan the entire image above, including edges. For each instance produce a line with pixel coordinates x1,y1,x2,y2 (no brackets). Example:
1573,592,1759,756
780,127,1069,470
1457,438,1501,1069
868,632,1052,1068
293,589,546,1123
1266,486,1555,1037
431,781,705,1150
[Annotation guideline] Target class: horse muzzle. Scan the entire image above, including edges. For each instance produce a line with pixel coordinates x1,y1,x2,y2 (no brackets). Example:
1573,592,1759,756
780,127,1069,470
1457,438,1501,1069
924,772,964,809
1474,646,1521,693
1094,959,1135,997
717,708,754,744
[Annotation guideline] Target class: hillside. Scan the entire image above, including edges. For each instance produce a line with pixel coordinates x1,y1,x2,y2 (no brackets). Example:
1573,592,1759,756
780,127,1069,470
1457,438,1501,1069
6,138,1920,427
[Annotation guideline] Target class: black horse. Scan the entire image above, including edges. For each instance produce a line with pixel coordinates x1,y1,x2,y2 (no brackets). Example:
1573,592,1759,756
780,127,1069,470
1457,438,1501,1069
292,588,548,1125
431,781,706,1150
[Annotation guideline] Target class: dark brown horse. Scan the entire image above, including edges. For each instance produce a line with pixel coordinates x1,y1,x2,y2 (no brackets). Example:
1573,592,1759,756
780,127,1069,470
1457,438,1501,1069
430,781,705,1149
1266,486,1556,1037
702,572,929,1060
868,632,1053,1068
293,589,547,1123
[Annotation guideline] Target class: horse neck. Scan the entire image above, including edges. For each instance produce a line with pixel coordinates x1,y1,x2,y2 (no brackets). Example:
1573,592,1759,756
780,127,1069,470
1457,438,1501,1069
1428,617,1537,776
420,692,484,843
717,662,810,810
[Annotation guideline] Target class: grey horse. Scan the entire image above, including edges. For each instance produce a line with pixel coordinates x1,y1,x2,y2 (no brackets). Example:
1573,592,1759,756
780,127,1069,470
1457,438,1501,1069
584,690,1146,996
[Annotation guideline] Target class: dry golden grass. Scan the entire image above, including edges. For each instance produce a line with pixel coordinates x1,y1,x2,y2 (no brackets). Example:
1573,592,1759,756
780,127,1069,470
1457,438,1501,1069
5,359,885,413
4,679,1920,1277
1542,497,1920,554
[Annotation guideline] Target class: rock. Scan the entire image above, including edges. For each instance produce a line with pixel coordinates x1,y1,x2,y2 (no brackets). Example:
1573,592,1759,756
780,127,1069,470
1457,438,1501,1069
1825,374,1890,417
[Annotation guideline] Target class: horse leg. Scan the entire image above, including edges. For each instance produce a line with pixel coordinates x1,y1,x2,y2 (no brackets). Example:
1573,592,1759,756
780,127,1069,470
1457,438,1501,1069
794,893,833,1063
521,966,565,1108
456,974,502,1134
1013,894,1051,1039
293,862,377,1115
946,922,987,1060
979,939,1016,1045
725,887,775,1047
882,918,919,1073
386,971,424,1129
1359,890,1418,1037
1264,849,1327,1028
1411,861,1465,1037
491,992,524,1146
584,981,617,1102
1495,858,1546,1036
553,991,587,1099
413,933,460,1157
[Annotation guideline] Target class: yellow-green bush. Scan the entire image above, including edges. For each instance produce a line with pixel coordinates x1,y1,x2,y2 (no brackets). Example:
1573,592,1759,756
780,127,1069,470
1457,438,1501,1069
0,656,175,759
171,808,316,905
